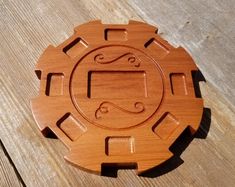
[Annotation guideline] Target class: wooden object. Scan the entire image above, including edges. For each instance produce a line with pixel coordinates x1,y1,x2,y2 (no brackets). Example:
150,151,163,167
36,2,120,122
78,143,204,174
1,1,235,186
31,20,203,174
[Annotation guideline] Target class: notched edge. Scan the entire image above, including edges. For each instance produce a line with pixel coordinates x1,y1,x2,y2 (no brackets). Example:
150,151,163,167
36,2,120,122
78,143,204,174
191,70,206,98
101,163,137,177
35,70,41,80
41,126,57,138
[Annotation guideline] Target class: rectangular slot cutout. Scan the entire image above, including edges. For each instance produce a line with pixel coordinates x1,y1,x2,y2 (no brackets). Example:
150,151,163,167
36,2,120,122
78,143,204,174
63,37,87,59
170,73,188,95
87,71,147,99
152,113,179,139
105,136,135,156
105,29,127,41
46,73,64,96
145,38,169,59
57,113,87,141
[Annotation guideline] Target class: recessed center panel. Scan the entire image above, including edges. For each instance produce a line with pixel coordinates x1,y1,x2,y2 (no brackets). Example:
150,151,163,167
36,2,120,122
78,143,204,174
70,45,164,129
88,71,147,99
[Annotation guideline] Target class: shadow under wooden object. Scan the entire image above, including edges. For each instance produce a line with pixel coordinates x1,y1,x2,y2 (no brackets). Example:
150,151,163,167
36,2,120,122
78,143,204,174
102,70,211,177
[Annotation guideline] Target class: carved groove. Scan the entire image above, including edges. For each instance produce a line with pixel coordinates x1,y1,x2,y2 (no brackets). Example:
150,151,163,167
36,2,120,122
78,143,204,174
63,37,88,58
170,73,188,95
105,136,135,156
45,73,64,96
145,38,169,59
152,113,179,139
94,53,140,67
104,29,127,41
88,71,147,98
57,113,87,141
95,102,145,119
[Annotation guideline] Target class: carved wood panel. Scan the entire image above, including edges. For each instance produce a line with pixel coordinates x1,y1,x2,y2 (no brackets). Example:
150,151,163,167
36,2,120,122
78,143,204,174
31,20,203,175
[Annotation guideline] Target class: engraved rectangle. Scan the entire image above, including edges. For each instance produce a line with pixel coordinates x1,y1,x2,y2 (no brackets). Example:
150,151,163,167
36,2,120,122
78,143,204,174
105,136,135,156
46,73,64,96
145,38,169,59
105,29,127,41
153,113,179,139
88,71,147,98
63,37,87,59
170,73,188,95
57,113,86,141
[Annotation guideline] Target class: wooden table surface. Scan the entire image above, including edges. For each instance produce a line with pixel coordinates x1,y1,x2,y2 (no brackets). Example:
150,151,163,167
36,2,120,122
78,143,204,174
0,0,235,186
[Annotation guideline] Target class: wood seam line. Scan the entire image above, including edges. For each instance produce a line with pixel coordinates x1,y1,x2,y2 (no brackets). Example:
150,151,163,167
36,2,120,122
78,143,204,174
0,140,26,187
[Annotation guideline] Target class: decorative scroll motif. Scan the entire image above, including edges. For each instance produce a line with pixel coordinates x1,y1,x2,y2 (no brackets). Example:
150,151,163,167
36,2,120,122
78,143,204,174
95,102,145,119
94,53,140,67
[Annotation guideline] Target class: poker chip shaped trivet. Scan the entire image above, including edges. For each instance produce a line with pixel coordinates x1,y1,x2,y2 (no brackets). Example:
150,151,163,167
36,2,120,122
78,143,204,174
31,20,203,175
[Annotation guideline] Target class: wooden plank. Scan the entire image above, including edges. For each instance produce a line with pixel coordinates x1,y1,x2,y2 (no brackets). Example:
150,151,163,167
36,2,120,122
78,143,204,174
0,141,24,187
128,0,235,106
0,0,235,186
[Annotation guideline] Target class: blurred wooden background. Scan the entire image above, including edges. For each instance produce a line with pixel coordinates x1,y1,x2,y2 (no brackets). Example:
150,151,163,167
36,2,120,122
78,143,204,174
0,0,235,186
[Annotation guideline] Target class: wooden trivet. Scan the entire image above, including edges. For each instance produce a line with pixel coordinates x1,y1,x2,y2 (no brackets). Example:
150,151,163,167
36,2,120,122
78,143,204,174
31,20,203,175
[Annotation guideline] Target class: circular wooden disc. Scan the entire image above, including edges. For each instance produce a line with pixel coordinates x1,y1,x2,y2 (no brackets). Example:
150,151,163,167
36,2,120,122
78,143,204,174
31,20,203,175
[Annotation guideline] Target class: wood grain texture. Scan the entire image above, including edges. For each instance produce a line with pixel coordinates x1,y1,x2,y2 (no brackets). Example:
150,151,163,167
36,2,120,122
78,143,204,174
0,141,24,187
128,0,235,106
0,0,235,186
31,21,203,174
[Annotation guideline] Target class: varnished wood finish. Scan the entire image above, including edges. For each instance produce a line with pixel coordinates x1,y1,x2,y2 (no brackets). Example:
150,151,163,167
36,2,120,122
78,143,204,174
1,0,235,186
31,21,203,174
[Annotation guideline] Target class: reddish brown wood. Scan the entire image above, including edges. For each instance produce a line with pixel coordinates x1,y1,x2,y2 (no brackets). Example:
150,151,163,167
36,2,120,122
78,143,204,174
31,20,203,175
